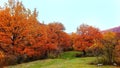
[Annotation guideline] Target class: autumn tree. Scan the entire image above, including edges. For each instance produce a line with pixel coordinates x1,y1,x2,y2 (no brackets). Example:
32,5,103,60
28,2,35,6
45,23,60,57
110,32,120,65
0,0,48,63
115,40,120,65
45,22,71,58
101,32,117,65
73,24,102,56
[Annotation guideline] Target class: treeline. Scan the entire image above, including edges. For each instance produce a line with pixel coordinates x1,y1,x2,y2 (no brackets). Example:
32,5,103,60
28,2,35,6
0,0,120,66
0,1,72,66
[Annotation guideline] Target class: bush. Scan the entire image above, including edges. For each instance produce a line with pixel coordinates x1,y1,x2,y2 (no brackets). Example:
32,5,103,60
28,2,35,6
114,57,120,65
5,55,18,65
58,51,82,59
0,54,18,66
47,50,60,59
86,44,103,57
114,45,120,65
75,53,83,57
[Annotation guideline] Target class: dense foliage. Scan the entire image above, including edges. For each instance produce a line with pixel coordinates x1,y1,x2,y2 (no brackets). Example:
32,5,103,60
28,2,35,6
0,0,120,67
0,1,71,66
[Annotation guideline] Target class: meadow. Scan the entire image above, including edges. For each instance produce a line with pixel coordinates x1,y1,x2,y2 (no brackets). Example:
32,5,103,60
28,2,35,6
7,51,119,68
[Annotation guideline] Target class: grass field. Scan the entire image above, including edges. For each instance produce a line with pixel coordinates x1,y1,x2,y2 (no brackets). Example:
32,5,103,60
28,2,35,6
6,51,120,68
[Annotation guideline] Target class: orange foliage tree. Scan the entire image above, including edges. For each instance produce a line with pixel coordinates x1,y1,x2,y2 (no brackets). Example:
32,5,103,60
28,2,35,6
100,32,118,64
0,0,48,62
112,32,120,65
73,24,102,55
45,22,71,57
0,0,72,62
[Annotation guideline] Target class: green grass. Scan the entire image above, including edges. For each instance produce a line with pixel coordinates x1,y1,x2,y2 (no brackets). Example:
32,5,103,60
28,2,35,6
6,51,120,68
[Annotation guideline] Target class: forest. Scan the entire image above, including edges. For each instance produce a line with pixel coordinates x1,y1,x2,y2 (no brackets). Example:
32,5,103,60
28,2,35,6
0,0,120,68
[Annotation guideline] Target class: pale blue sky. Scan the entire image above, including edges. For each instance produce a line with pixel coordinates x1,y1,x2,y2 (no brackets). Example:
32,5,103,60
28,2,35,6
0,0,120,33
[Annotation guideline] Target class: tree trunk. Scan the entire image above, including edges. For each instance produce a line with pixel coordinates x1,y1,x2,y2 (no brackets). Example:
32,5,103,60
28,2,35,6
83,50,86,56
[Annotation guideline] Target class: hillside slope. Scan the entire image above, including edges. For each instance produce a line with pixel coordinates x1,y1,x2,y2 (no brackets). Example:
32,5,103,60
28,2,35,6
102,26,120,33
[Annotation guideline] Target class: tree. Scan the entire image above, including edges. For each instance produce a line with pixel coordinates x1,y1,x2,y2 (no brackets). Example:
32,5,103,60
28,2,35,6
101,32,117,65
45,22,71,58
0,0,46,62
112,32,120,65
73,24,102,56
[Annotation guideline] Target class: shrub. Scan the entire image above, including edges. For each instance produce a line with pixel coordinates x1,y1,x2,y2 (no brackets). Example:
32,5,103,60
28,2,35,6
5,55,18,65
47,50,59,59
58,51,82,59
97,32,117,65
114,44,120,65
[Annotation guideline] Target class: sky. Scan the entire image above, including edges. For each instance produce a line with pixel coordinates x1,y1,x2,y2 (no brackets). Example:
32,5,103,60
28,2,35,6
0,0,120,33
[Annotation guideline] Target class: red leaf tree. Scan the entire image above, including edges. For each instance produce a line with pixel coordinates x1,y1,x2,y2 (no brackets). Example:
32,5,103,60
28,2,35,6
73,24,102,55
